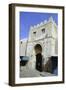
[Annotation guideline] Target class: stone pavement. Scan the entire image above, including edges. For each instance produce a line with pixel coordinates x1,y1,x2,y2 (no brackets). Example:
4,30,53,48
20,66,55,78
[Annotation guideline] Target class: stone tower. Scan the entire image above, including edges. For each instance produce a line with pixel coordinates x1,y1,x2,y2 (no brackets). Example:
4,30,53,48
20,17,58,69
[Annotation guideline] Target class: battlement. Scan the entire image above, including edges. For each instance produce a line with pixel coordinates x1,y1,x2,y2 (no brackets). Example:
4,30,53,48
30,16,57,30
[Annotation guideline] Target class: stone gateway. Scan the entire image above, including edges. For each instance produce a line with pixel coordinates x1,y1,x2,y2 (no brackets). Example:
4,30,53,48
20,17,58,70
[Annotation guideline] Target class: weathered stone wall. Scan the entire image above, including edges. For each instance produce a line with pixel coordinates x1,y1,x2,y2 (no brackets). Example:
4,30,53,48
20,17,58,69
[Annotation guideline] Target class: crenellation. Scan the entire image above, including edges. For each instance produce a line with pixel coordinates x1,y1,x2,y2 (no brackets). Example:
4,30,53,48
44,20,47,24
30,17,57,30
48,16,53,22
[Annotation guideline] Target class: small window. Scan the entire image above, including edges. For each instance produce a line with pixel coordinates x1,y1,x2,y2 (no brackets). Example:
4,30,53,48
21,41,22,44
33,31,36,34
42,28,45,33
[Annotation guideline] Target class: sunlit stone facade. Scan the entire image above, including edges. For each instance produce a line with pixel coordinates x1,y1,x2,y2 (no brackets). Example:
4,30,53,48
20,17,58,69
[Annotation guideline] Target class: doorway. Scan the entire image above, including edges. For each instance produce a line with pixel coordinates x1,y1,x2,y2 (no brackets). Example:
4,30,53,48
34,44,42,55
34,44,43,72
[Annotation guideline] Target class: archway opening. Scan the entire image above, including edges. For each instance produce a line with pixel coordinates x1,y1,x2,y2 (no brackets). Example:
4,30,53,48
34,44,42,55
34,44,43,72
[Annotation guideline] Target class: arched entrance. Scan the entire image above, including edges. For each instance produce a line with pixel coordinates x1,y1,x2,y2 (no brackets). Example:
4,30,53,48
34,44,43,72
34,44,42,55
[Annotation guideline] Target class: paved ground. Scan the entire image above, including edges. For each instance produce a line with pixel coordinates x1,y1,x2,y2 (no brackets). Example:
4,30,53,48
20,66,55,78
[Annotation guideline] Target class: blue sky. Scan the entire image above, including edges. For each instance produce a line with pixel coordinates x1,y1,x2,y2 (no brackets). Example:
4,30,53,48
20,12,58,40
